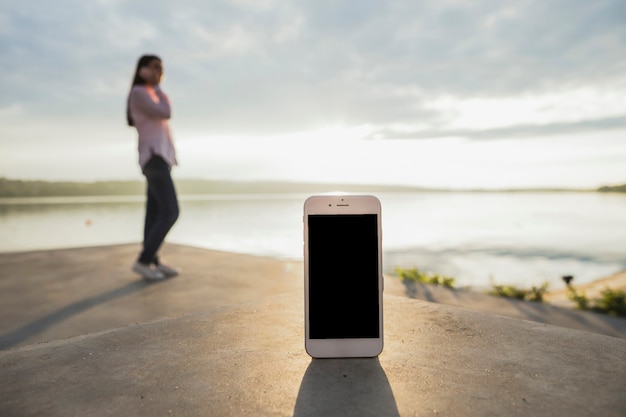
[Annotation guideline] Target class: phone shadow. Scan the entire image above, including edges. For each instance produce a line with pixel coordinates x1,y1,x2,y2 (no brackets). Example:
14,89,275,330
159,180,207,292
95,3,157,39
293,357,400,417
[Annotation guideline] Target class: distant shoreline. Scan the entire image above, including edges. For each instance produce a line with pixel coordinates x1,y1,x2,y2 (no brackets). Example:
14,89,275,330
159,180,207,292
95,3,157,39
2,177,623,198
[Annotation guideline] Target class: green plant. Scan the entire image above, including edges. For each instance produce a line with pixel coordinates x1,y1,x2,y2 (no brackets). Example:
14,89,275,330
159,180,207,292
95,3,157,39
394,267,455,288
438,275,456,289
487,282,549,302
594,288,626,317
567,286,589,310
527,283,550,302
488,285,527,300
567,286,626,317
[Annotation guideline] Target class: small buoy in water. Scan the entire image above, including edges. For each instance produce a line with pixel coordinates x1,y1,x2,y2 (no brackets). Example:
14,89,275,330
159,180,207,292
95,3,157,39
85,219,92,226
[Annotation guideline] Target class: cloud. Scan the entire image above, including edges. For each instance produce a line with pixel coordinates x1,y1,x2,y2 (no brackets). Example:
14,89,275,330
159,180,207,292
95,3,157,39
366,115,626,141
0,104,24,117
1,0,625,140
364,87,626,140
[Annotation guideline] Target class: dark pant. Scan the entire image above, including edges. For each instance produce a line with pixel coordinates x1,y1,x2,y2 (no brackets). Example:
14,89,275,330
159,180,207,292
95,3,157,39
139,156,179,265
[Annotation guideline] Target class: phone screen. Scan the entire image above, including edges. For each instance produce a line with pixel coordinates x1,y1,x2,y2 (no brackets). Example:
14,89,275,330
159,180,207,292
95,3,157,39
307,214,380,339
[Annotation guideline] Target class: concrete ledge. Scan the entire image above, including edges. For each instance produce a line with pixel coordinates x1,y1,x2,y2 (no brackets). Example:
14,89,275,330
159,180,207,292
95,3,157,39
1,244,625,416
0,244,303,349
384,277,626,339
1,291,625,417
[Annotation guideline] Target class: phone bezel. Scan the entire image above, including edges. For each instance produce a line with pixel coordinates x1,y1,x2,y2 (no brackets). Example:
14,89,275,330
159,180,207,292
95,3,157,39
303,194,384,358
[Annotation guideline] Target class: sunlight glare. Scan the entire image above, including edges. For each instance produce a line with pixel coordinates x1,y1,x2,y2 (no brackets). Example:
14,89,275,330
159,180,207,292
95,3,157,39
424,88,626,131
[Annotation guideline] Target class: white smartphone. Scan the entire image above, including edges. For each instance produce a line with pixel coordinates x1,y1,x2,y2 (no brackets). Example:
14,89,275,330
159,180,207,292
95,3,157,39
303,194,383,358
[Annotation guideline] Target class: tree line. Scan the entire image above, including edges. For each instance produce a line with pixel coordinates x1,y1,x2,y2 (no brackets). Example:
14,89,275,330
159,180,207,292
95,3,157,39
0,177,426,198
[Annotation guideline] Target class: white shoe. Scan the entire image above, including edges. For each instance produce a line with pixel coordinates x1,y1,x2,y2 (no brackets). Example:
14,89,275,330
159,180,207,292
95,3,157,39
156,263,180,278
132,262,166,282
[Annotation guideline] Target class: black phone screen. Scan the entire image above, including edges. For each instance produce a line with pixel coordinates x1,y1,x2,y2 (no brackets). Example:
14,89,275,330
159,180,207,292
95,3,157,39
308,214,380,339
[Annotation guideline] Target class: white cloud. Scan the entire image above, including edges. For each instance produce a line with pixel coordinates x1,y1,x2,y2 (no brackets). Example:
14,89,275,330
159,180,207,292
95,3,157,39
423,87,626,131
229,0,286,12
192,24,268,57
271,15,304,43
0,104,24,118
1,0,625,187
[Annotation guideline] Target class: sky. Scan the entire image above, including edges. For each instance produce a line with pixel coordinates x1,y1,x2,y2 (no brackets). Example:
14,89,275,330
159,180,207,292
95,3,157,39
1,0,625,189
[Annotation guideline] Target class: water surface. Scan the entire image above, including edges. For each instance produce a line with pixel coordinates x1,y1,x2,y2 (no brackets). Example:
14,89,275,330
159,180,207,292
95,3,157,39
1,192,624,290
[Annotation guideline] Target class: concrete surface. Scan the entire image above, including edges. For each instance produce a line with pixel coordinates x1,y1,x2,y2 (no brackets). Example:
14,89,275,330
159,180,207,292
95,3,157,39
1,244,625,416
2,244,624,349
383,277,626,339
0,244,303,349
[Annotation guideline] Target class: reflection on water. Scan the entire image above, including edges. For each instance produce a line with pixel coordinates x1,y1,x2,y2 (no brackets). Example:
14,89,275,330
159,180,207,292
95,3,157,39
381,192,626,289
0,196,145,253
1,192,625,289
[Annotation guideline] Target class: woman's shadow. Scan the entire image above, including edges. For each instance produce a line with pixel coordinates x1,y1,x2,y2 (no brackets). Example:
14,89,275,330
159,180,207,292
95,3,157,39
0,280,149,349
293,357,400,417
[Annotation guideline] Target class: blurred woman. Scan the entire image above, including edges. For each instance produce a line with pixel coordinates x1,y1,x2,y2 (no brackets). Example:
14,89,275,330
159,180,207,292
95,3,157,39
127,54,180,281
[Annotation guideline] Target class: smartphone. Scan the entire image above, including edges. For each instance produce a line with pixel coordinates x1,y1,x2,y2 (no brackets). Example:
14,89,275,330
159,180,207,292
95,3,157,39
303,194,383,358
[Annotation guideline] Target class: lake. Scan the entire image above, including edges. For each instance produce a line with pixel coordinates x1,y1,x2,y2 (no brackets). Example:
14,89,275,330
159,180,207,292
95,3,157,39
1,192,625,291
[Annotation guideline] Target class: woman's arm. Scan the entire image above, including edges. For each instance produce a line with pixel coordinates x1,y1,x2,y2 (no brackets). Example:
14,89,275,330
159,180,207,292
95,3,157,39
130,86,171,119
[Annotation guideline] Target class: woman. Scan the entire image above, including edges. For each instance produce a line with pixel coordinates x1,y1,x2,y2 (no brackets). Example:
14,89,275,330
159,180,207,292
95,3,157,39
127,54,180,281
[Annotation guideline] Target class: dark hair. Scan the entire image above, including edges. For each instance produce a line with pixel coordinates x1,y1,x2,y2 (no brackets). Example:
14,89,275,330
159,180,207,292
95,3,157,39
126,54,162,126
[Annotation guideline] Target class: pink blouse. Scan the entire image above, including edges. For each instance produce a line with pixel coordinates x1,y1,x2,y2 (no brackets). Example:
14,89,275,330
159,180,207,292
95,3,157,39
129,85,178,168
